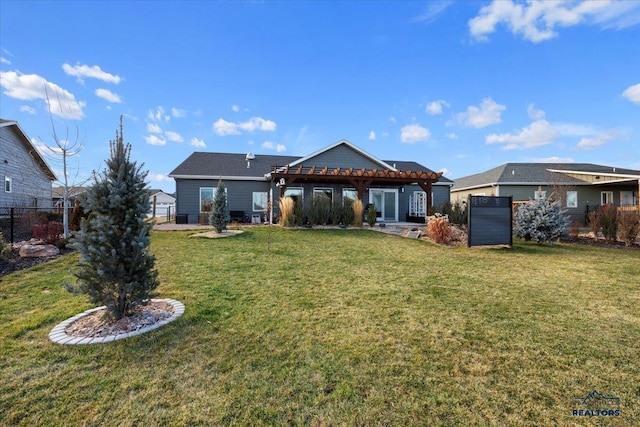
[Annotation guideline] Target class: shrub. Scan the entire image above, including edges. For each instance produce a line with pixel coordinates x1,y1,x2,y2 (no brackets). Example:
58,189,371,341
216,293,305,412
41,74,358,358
32,221,64,244
70,201,85,231
427,215,453,244
331,199,343,226
294,198,306,226
352,199,363,227
513,197,570,245
0,231,10,261
568,221,581,239
310,194,331,225
587,209,601,241
441,200,467,226
278,196,295,227
366,203,377,227
70,118,159,320
618,211,640,247
209,181,228,233
599,204,618,243
342,197,355,226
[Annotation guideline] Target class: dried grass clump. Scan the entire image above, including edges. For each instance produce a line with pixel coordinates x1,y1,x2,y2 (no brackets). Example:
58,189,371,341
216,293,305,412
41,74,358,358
427,215,453,244
279,197,295,227
352,199,364,227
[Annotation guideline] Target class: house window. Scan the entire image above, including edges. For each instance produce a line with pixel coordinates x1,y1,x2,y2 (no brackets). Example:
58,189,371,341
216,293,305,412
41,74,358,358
342,188,358,204
601,191,613,205
620,191,637,207
4,176,11,193
253,192,268,212
284,187,303,204
199,187,228,213
409,191,427,216
534,189,547,200
566,191,578,208
313,187,333,201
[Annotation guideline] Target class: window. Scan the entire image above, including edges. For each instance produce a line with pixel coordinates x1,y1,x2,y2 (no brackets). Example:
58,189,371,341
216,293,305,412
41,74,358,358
342,188,358,204
284,187,303,204
4,176,11,193
566,191,578,208
534,189,547,200
253,192,268,212
601,191,613,205
199,187,228,212
409,191,427,216
620,191,637,206
313,187,333,201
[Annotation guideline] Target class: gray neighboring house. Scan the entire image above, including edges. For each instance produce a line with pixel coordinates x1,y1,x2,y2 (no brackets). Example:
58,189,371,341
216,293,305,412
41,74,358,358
451,163,640,223
147,189,176,218
169,140,453,224
1,119,57,207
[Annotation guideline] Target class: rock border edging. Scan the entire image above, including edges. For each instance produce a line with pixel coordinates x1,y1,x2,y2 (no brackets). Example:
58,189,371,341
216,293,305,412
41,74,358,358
49,298,185,345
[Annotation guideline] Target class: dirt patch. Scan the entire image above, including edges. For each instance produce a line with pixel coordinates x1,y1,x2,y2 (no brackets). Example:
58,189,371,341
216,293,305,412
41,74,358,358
1,246,74,277
190,229,244,238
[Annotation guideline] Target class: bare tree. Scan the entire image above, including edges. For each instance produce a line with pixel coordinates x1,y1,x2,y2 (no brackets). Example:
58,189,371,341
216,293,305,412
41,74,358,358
38,88,87,239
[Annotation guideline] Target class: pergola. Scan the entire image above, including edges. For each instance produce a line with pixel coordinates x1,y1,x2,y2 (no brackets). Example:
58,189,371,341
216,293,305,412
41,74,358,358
269,164,443,213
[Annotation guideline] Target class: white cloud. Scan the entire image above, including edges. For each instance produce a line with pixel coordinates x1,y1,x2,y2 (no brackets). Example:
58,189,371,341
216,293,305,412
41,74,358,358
400,124,431,143
0,56,10,65
426,99,450,115
456,98,505,128
164,131,183,143
213,118,241,136
145,135,166,146
576,133,616,150
95,88,122,103
147,123,162,133
527,103,546,120
190,137,206,148
261,141,286,152
147,173,172,182
445,132,458,139
439,167,451,177
0,70,85,119
20,105,37,115
486,119,558,150
469,0,640,43
368,131,376,140
622,83,640,104
62,63,121,84
148,106,170,123
413,1,454,24
171,108,186,118
214,116,277,136
231,104,240,112
389,116,397,123
533,156,575,163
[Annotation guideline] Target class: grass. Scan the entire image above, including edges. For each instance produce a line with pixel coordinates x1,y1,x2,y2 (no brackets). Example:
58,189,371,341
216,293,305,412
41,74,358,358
1,227,638,426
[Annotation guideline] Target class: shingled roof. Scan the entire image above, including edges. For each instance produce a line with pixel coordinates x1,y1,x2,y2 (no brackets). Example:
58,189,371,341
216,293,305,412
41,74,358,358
452,163,640,191
169,152,453,183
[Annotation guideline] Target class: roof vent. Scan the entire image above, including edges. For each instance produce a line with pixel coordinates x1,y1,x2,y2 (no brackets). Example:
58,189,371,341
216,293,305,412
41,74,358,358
245,152,255,168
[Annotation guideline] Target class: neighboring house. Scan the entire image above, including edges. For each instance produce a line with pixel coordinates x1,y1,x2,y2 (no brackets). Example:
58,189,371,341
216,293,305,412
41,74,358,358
52,186,88,209
169,139,453,224
0,119,57,207
451,163,640,223
147,189,176,218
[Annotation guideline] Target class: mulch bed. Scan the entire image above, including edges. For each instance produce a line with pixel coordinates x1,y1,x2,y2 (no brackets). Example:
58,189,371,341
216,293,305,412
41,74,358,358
0,247,74,277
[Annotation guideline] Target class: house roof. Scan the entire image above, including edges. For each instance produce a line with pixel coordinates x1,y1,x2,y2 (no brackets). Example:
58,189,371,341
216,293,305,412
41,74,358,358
0,119,57,181
148,189,176,199
169,141,452,184
52,186,88,198
452,163,640,191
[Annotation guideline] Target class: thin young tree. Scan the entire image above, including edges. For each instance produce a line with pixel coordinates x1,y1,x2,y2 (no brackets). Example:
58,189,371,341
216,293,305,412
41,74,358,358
210,179,228,233
70,116,159,320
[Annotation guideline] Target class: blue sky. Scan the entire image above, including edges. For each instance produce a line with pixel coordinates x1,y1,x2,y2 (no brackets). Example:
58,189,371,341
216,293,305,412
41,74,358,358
1,0,639,193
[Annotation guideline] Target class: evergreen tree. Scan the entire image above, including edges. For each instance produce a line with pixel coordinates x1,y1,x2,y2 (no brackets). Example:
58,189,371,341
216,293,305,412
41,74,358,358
70,117,159,320
210,180,228,233
513,197,570,245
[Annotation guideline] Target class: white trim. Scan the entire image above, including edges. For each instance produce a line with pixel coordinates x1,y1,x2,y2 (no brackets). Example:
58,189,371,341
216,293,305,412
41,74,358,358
547,168,640,180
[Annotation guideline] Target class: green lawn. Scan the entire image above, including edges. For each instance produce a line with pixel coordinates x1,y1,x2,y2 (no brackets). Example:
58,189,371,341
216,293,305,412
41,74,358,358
1,227,638,426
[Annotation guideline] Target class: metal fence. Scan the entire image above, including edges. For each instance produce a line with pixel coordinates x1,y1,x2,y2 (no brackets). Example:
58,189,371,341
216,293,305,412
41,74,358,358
0,206,62,244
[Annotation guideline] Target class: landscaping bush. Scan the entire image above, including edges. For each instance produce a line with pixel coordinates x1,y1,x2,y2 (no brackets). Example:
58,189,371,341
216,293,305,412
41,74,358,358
568,220,581,239
331,199,343,226
352,199,363,227
366,203,377,227
310,193,331,225
294,198,306,226
513,197,570,245
342,197,355,226
599,204,618,243
69,118,159,320
209,181,228,233
70,200,85,231
278,196,295,227
618,210,640,247
0,231,10,261
587,209,602,241
32,221,64,244
441,200,467,225
427,215,453,244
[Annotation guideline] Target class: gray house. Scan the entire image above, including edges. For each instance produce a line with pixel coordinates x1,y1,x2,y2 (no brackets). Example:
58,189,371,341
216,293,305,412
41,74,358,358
451,163,640,223
169,140,453,224
1,119,57,207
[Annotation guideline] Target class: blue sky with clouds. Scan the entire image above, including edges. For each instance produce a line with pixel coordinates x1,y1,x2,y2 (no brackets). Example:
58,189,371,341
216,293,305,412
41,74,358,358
1,0,639,193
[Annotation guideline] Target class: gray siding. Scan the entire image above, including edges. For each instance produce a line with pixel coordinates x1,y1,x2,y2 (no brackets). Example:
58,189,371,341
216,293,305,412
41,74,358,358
301,144,383,169
0,126,53,207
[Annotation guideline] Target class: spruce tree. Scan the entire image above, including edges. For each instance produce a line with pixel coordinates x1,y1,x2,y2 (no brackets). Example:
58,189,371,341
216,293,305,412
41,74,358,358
210,180,228,233
71,117,159,320
513,197,570,245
